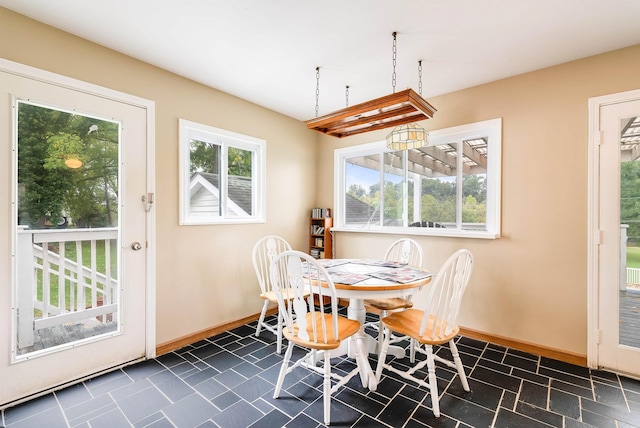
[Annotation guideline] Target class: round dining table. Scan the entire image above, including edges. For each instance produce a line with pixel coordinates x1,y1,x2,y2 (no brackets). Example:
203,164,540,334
316,258,433,391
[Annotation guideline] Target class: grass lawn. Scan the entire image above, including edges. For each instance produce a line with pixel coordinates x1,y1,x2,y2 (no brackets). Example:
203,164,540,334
36,240,118,314
627,247,640,268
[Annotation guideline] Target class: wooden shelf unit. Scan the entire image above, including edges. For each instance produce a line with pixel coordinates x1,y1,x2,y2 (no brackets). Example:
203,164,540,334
309,217,332,259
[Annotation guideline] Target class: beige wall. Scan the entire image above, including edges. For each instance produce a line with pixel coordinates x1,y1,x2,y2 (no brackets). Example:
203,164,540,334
3,7,640,357
317,44,640,356
0,8,319,345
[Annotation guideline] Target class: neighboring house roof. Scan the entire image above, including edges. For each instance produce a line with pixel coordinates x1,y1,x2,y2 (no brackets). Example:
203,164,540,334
345,194,376,224
190,172,252,216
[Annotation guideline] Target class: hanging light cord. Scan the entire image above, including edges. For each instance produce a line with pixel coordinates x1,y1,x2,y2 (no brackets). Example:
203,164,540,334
391,32,397,93
315,67,320,118
418,60,423,95
345,85,350,107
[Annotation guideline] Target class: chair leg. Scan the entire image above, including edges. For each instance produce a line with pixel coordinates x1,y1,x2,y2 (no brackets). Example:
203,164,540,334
375,325,391,383
323,350,331,425
276,310,283,354
376,310,387,353
256,300,269,337
409,338,416,363
273,342,293,399
425,345,441,418
449,339,470,391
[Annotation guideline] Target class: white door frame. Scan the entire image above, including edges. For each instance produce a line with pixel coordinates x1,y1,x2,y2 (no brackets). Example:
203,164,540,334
587,88,640,369
0,58,156,359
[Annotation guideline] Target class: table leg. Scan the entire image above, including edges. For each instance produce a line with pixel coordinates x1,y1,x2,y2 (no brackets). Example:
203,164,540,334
348,298,405,358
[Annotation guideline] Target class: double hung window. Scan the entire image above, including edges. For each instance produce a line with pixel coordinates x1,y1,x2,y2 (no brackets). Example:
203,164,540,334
334,119,501,238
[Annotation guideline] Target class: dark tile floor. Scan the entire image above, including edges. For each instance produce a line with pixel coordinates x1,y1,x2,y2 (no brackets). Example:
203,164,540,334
2,311,640,428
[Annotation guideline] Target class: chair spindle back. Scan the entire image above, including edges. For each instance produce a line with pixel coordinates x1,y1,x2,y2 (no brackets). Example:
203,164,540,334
419,249,473,341
270,250,339,344
252,235,292,295
384,238,424,267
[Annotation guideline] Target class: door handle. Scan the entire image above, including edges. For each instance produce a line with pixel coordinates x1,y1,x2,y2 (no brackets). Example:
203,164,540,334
131,242,143,251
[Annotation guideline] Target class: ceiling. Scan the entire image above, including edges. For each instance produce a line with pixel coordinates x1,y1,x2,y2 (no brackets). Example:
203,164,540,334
2,0,640,123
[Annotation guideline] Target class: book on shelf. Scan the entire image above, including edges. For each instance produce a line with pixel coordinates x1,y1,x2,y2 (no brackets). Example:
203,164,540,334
311,225,325,235
315,237,324,247
311,207,331,218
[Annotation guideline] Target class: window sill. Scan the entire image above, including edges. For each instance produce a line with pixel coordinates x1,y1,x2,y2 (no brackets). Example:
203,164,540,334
331,226,500,240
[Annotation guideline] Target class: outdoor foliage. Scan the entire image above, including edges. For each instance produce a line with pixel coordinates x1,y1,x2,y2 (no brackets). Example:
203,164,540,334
621,161,640,245
189,139,252,177
348,174,486,225
18,102,119,229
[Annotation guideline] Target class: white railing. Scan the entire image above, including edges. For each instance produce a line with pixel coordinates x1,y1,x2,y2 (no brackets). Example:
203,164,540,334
17,227,119,349
627,267,640,286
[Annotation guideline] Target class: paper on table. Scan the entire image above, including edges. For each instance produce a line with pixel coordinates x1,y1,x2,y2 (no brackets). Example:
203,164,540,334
350,259,407,268
368,267,433,284
316,259,351,268
326,270,371,285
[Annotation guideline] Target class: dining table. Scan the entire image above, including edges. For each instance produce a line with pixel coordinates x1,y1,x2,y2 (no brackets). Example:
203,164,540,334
315,258,433,391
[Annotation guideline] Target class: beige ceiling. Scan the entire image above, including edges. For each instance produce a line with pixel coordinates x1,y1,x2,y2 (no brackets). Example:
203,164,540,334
2,0,640,123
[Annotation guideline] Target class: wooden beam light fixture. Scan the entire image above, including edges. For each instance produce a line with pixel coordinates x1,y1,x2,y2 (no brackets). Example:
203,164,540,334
306,32,436,140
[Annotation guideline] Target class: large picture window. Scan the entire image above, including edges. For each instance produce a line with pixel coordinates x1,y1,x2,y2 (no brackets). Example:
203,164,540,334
334,119,501,238
179,119,265,225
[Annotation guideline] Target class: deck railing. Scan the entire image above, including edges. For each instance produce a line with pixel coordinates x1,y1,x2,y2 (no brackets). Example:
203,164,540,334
627,267,640,286
17,226,119,349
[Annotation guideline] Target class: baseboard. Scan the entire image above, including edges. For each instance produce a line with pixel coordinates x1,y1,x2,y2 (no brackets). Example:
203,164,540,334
156,310,587,368
459,326,588,367
156,308,278,356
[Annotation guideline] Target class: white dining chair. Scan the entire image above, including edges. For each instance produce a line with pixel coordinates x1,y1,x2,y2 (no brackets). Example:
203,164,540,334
364,238,424,353
270,250,363,426
375,249,474,418
251,235,293,354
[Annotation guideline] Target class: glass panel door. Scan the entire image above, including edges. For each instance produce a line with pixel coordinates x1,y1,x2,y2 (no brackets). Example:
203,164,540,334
598,98,640,377
0,62,150,407
15,101,120,357
618,116,640,349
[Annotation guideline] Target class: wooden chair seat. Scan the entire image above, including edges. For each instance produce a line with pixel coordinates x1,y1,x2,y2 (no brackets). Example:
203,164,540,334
284,313,360,350
365,297,413,311
260,288,309,303
381,309,459,345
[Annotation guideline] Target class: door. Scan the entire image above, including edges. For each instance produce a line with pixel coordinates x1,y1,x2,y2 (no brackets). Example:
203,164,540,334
596,95,640,376
0,61,153,406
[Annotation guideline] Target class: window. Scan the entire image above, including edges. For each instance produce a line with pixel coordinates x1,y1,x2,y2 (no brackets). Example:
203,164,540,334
334,119,501,238
179,119,265,225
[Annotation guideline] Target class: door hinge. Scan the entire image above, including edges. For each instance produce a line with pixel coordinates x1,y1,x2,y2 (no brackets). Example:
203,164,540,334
598,329,603,345
596,230,603,245
596,130,604,146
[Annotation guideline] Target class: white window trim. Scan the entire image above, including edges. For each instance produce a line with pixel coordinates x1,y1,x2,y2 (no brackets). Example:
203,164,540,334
333,118,502,239
179,119,266,225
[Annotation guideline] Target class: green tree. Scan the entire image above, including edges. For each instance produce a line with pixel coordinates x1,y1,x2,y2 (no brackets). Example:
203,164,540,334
462,195,486,223
18,102,119,228
463,174,486,203
347,184,366,198
621,161,640,245
228,147,252,177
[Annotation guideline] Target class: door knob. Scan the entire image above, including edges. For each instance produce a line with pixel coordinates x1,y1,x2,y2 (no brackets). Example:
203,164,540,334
131,242,143,251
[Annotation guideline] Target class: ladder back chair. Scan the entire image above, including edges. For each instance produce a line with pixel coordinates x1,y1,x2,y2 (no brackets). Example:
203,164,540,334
375,249,474,418
364,238,424,353
270,250,363,426
252,235,293,354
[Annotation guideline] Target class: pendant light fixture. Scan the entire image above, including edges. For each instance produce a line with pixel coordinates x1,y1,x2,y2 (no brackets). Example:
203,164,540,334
306,32,436,139
386,58,429,150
